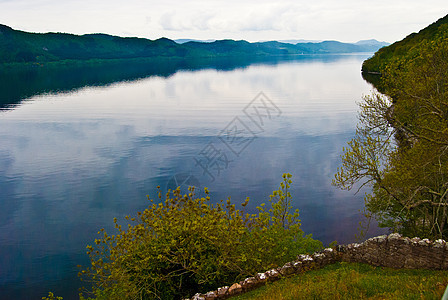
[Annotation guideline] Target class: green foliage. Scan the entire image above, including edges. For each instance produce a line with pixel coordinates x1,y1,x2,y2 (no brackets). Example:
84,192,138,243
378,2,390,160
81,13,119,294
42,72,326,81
42,292,63,300
79,174,322,300
336,19,448,239
362,13,448,74
233,262,448,300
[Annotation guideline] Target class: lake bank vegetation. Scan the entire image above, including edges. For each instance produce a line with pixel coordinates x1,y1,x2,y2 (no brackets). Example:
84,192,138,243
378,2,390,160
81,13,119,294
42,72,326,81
335,14,448,239
78,174,323,299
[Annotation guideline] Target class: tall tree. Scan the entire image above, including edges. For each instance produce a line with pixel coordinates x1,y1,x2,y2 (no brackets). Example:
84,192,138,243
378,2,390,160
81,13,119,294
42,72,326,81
334,29,448,239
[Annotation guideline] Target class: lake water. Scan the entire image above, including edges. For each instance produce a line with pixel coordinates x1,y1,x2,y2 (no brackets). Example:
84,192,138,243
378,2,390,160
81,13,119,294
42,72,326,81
0,54,387,299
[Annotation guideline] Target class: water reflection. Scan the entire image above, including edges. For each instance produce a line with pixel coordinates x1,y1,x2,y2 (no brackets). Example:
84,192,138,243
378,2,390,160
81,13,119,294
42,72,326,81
0,54,386,299
0,54,370,110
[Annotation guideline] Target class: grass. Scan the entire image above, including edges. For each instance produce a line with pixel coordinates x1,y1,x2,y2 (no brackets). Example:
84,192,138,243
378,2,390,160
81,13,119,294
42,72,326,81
232,262,448,300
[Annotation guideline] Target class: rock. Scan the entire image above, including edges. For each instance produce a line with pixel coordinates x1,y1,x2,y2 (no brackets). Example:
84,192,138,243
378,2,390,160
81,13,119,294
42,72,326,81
279,262,295,276
336,245,346,252
192,293,206,300
434,239,445,248
388,233,402,240
256,272,267,282
217,286,229,297
297,254,313,261
293,260,303,271
312,253,325,267
369,235,387,243
205,291,217,299
242,277,259,291
411,237,421,243
418,240,429,246
266,268,280,281
298,254,314,269
228,283,242,295
323,247,340,264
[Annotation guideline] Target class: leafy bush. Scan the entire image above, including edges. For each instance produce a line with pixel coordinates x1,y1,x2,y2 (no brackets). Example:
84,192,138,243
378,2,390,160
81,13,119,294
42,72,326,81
79,174,322,299
42,292,63,300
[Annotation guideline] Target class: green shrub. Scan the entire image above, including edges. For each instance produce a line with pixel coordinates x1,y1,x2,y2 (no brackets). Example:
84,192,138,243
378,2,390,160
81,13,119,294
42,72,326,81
79,173,322,299
42,292,63,300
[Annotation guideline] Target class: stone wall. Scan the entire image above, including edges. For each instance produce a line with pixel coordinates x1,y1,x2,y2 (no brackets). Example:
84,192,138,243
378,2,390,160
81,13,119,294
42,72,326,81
186,233,448,300
186,248,340,300
338,233,448,269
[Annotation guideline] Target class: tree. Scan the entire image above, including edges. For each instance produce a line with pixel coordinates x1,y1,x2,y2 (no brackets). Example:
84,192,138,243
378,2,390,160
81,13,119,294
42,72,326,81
79,174,322,300
334,30,448,239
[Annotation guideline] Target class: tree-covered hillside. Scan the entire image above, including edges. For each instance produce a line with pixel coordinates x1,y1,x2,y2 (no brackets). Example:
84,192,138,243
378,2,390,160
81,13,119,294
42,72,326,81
362,13,448,73
335,14,448,239
0,24,386,64
0,25,188,63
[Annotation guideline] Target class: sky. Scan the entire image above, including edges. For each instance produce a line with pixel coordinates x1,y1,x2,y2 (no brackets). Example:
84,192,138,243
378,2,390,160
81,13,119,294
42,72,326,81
0,0,447,43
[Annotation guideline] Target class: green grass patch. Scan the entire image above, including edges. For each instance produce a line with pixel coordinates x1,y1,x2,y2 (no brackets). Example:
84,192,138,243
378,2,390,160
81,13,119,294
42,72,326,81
233,262,448,300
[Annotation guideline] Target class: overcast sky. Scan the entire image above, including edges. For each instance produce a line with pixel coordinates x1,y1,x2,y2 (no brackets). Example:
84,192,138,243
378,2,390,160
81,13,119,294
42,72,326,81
1,0,447,43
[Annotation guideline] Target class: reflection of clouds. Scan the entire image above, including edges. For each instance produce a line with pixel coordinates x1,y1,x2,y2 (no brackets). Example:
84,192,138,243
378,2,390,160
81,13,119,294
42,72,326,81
0,150,18,227
0,55,372,224
0,56,387,296
3,55,371,137
197,132,380,244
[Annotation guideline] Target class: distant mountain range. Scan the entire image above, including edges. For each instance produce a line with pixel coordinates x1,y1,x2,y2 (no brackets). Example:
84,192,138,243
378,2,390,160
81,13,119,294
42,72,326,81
176,38,389,47
0,24,389,64
174,39,217,44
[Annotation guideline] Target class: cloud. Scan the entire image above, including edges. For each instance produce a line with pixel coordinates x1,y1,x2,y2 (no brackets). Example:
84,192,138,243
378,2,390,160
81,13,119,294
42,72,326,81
236,5,291,31
2,0,448,42
191,12,216,31
159,12,180,31
159,10,218,32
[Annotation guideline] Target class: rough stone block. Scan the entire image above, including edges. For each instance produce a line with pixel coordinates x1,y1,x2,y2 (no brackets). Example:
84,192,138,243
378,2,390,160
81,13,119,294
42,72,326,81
192,293,206,300
279,262,296,276
217,286,228,298
228,283,242,295
242,277,259,291
266,268,280,281
256,272,267,282
205,291,218,300
312,253,325,267
293,260,303,272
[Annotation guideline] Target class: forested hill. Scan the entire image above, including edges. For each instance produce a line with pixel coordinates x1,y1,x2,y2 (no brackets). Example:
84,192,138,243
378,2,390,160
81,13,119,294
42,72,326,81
0,24,387,64
335,13,448,240
362,13,448,74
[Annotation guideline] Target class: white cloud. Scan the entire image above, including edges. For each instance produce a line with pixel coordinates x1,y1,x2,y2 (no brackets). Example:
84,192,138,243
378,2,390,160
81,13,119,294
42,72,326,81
1,0,448,42
234,4,292,31
159,12,182,31
191,11,216,31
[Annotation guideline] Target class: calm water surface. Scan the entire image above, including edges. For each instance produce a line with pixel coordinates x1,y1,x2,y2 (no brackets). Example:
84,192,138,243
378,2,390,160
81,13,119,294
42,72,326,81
0,55,387,299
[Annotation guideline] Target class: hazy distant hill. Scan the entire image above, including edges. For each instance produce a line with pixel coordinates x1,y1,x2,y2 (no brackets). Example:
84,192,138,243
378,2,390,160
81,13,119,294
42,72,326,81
355,39,389,47
177,38,389,47
174,39,216,44
0,25,388,64
277,39,323,44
